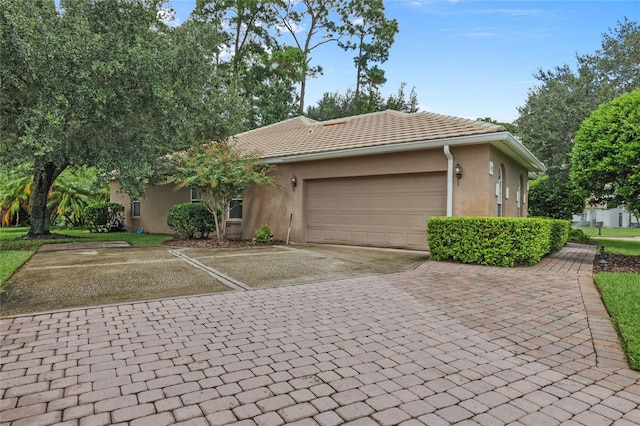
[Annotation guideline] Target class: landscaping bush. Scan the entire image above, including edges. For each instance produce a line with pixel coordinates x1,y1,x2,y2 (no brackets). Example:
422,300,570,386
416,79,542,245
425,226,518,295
549,219,570,253
569,227,591,243
166,203,215,239
85,202,124,233
427,217,555,267
252,224,273,244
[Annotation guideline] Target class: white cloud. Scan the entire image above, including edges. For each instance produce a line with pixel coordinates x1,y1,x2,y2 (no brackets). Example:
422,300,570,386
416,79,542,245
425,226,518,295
276,19,306,34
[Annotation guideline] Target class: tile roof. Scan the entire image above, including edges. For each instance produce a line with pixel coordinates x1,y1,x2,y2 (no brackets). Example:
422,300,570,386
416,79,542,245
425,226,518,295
232,110,506,159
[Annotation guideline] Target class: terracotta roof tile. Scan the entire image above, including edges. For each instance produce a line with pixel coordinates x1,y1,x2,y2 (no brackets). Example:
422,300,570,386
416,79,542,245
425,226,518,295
232,110,505,159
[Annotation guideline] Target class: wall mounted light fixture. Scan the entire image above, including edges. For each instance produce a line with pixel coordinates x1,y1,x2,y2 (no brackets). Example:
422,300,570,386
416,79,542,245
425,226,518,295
454,163,462,185
291,175,297,190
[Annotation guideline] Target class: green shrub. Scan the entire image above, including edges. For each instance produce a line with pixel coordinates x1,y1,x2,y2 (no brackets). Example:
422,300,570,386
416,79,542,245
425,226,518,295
252,224,273,244
569,227,591,243
166,203,215,239
549,219,570,253
85,202,124,233
427,217,554,267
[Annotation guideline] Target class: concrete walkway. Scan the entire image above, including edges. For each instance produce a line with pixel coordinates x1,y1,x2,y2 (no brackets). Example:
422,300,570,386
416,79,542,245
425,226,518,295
1,243,639,425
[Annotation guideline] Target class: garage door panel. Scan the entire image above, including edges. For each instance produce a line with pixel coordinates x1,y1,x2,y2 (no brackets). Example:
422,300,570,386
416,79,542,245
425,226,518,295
406,214,426,227
370,214,387,226
306,173,446,249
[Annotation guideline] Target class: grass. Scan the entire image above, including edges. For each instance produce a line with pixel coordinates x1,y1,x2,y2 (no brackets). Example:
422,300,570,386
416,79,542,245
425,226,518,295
575,226,640,238
594,272,640,370
591,239,640,256
0,227,172,287
0,251,33,285
587,233,640,371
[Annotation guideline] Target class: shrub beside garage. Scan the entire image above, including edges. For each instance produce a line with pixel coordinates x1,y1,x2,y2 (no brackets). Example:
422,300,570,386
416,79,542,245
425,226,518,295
166,202,217,239
427,217,570,267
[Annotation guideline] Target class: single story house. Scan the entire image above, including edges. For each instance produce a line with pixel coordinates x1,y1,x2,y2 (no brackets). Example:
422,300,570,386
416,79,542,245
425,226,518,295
111,110,546,250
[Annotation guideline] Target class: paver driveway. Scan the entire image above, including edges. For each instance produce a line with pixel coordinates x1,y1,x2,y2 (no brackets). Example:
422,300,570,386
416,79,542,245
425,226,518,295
1,243,639,425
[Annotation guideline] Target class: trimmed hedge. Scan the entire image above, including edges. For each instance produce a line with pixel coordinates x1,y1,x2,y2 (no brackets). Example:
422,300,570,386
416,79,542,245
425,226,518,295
166,203,215,239
85,202,124,233
427,217,570,267
549,219,570,253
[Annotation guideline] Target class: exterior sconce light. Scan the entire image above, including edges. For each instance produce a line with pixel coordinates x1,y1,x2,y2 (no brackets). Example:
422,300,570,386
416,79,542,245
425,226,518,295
291,175,297,190
454,163,462,185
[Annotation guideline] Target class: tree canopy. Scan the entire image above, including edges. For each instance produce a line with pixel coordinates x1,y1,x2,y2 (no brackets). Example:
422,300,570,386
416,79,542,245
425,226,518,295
306,82,418,121
165,142,276,239
336,0,398,100
0,0,241,236
516,19,639,218
571,89,640,217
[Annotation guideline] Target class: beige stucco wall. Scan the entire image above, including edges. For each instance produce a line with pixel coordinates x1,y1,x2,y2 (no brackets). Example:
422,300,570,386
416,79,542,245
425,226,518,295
488,146,529,218
242,148,448,244
109,142,531,244
110,183,190,234
449,145,529,218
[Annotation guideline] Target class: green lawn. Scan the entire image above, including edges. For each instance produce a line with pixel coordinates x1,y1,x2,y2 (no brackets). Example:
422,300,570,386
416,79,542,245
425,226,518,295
594,272,640,370
589,236,640,370
0,227,172,286
591,238,640,255
0,250,33,286
575,226,640,238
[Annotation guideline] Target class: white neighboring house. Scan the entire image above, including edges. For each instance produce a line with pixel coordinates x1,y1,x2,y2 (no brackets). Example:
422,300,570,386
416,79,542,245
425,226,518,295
573,205,639,228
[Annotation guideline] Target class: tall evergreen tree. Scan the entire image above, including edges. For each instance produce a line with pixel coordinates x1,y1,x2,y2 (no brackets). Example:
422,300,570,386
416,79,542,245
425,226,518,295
336,0,398,100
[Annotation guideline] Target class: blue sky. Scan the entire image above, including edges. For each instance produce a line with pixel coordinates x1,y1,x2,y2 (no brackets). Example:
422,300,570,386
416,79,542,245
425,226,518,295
169,0,639,123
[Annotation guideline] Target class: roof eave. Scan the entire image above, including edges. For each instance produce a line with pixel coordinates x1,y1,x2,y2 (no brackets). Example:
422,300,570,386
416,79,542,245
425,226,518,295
263,131,546,173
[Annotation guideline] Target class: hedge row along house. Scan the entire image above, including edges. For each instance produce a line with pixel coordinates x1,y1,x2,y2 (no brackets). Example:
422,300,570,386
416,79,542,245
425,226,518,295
110,110,546,250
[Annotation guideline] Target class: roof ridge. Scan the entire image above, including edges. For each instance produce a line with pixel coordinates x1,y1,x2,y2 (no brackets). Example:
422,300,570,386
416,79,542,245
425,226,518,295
318,109,405,125
415,111,506,131
236,116,319,138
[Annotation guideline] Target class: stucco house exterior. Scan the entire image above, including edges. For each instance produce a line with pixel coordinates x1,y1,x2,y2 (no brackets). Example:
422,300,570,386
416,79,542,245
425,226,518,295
573,205,639,228
111,110,546,250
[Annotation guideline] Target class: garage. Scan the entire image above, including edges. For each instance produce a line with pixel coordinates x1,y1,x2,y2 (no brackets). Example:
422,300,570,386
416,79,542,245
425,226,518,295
305,172,447,249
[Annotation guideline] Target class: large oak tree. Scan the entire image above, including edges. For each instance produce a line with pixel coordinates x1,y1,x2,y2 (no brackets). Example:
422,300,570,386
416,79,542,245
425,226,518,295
1,0,241,236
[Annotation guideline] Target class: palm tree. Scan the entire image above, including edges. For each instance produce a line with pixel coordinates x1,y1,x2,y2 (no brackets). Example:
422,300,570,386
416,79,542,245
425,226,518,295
48,167,109,227
0,172,31,226
0,166,109,227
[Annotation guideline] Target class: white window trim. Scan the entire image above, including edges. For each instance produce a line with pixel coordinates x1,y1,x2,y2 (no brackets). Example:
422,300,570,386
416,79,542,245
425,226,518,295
190,188,202,203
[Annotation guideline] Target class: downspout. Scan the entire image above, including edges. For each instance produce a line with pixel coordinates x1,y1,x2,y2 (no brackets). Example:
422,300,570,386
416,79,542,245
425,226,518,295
443,145,453,217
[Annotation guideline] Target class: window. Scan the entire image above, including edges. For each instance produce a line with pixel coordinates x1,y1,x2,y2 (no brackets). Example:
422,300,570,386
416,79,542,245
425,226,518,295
517,175,523,217
190,188,202,203
131,201,141,218
228,196,242,220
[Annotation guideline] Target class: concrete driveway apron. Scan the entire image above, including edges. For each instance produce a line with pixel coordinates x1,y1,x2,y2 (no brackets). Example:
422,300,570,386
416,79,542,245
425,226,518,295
1,243,639,425
0,244,428,317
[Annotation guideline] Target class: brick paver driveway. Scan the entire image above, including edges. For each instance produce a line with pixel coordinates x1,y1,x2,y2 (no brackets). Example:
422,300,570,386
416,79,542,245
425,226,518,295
1,243,639,425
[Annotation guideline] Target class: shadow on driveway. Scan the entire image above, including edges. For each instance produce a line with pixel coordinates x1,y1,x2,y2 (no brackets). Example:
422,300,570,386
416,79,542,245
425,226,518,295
0,243,428,317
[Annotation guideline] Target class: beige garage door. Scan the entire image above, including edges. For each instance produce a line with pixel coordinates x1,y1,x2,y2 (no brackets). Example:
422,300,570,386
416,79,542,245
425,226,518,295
306,173,446,249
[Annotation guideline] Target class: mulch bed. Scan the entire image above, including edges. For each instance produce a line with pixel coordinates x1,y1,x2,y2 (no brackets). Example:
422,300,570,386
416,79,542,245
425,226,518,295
593,254,640,274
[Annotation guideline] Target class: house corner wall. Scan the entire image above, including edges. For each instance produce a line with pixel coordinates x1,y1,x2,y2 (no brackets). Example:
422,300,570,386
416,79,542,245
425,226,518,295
451,145,492,216
109,182,190,235
450,144,530,218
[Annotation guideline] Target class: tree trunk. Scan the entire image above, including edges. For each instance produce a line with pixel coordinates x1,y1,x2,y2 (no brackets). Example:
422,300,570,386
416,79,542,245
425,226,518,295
28,162,66,237
299,77,307,114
